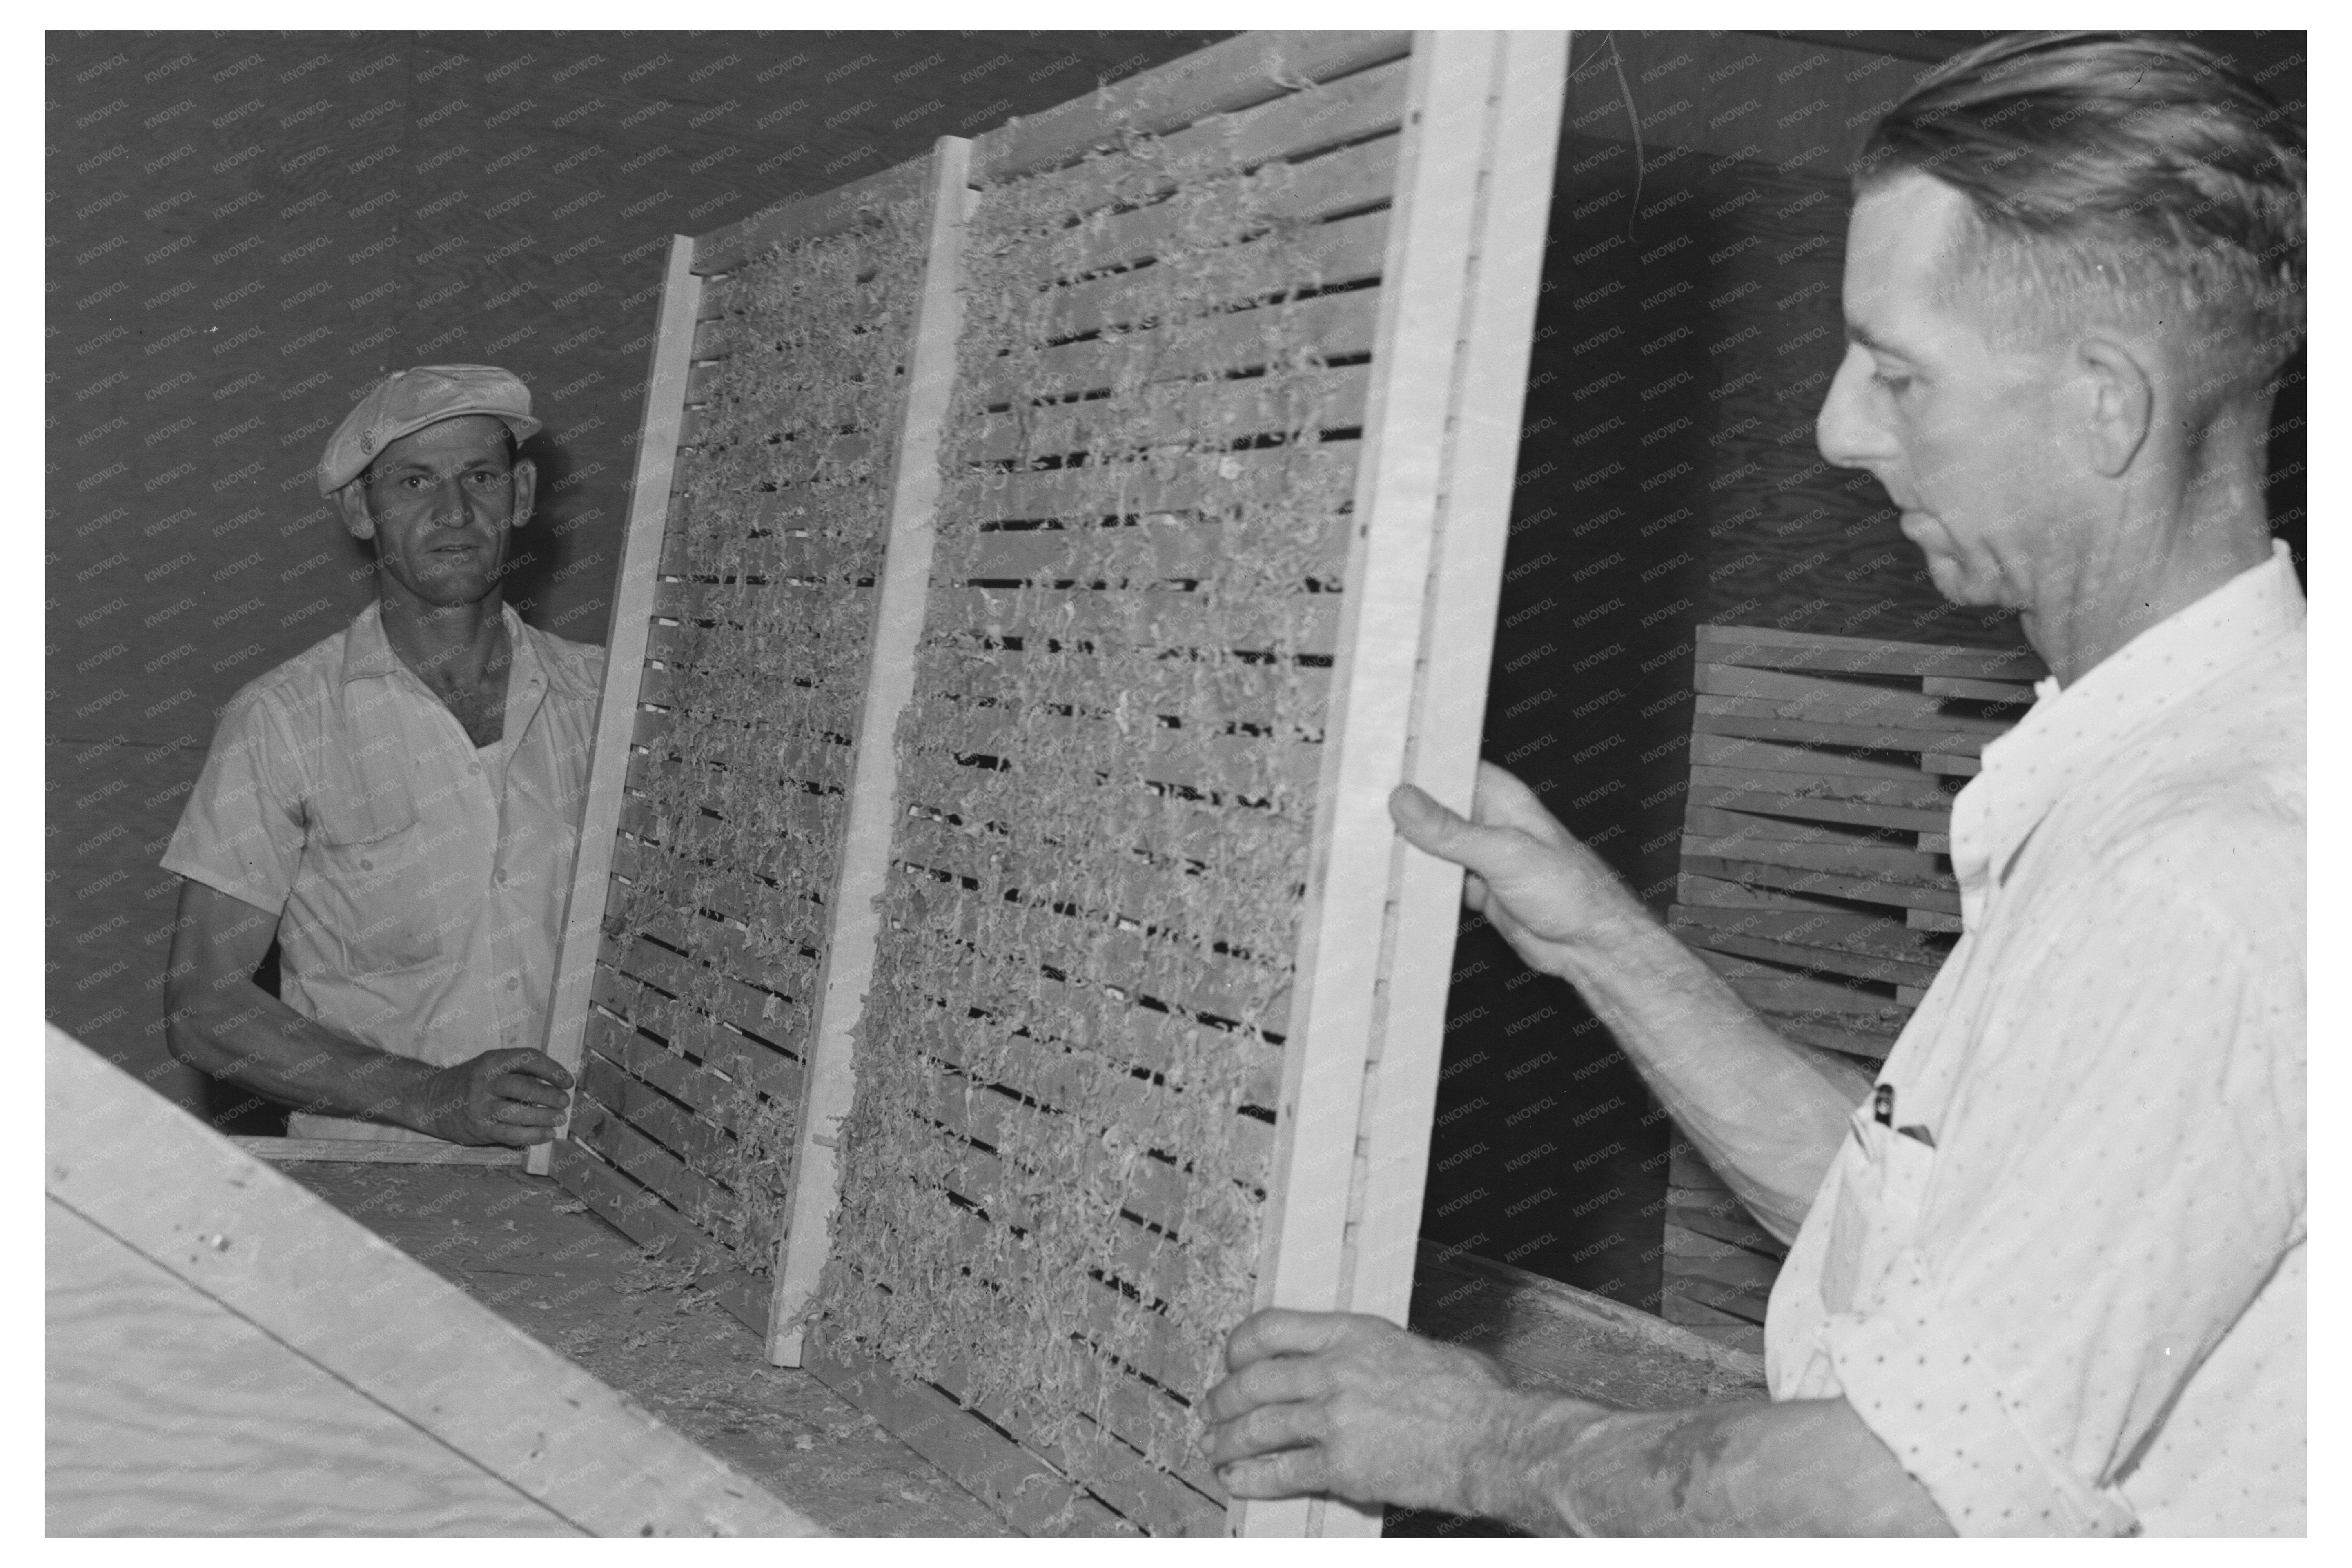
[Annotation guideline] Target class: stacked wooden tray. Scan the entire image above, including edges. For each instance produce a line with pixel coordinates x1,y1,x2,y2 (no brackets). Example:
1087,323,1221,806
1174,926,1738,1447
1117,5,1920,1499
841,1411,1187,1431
1657,624,2044,1347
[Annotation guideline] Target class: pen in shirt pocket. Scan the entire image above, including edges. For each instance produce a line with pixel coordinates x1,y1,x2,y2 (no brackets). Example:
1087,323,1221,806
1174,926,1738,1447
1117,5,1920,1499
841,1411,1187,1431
1872,1083,1938,1148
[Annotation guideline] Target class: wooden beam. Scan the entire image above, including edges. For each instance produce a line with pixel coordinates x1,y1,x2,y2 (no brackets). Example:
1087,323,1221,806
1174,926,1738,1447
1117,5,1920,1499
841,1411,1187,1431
231,1136,523,1167
1241,31,1555,1539
47,1027,819,1538
530,235,702,1180
1348,22,1568,1337
765,136,974,1368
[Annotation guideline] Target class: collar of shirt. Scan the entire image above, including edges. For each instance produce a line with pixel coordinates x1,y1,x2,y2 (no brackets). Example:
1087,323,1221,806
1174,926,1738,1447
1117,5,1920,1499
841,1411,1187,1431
336,598,559,759
338,598,533,686
1948,539,2305,924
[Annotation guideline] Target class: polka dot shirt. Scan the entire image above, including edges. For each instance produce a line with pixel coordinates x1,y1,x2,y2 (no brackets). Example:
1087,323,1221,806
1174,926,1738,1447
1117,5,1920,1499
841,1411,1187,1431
1765,543,2306,1536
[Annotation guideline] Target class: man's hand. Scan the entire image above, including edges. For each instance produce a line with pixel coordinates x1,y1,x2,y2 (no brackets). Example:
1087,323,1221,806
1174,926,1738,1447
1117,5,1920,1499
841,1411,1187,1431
414,1049,575,1147
1200,1309,1556,1516
1390,763,1655,981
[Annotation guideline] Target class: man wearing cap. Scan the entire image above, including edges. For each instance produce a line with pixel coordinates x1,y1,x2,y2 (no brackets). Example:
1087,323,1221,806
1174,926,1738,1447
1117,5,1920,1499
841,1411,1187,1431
162,365,603,1147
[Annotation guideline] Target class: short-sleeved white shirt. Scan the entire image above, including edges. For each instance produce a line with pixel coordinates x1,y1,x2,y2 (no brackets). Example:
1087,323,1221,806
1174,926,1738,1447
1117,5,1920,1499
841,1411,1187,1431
163,601,605,1140
1766,542,2305,1536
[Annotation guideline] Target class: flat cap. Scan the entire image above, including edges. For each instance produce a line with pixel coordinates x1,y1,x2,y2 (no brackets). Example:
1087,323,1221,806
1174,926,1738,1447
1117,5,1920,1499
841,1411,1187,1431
318,364,541,496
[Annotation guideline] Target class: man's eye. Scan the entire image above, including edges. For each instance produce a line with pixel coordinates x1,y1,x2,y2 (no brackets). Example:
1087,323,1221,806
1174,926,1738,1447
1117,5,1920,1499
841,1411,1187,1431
1871,368,1912,394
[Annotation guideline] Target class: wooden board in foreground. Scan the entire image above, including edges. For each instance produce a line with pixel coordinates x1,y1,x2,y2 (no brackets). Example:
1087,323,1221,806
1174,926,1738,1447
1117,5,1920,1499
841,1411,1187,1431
45,1026,821,1539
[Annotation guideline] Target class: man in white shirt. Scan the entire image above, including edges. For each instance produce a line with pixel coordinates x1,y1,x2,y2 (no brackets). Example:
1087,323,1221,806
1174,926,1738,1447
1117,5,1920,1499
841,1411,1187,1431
1202,33,2303,1535
162,366,601,1147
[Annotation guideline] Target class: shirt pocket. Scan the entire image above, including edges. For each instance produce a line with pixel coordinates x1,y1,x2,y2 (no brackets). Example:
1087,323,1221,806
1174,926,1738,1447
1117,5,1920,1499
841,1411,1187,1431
303,786,446,975
1820,1108,1939,1316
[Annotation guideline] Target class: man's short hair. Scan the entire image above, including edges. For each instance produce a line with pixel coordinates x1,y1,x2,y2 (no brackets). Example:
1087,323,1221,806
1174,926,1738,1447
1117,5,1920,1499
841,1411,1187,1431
1857,32,2303,409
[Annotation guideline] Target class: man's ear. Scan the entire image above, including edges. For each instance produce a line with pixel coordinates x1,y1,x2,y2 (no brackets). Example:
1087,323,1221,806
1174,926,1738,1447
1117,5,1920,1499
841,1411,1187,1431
508,456,538,528
335,481,376,541
2073,335,2156,478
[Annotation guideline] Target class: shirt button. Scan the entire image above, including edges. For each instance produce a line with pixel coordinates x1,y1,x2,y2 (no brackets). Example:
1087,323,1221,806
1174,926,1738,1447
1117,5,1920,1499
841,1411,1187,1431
494,868,509,886
470,762,482,776
506,975,521,991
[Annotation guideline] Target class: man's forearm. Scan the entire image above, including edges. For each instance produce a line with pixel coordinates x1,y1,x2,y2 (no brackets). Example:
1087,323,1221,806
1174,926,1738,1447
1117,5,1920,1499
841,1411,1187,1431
167,979,441,1131
1469,1394,1951,1536
1550,917,1871,1241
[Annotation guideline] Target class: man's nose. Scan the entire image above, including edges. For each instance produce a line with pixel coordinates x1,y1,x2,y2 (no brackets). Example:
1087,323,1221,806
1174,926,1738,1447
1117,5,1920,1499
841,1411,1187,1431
429,476,471,526
1816,343,1893,471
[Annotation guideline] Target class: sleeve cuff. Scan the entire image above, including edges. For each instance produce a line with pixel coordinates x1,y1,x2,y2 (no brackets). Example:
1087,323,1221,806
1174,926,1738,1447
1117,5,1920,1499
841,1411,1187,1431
1822,1252,2139,1537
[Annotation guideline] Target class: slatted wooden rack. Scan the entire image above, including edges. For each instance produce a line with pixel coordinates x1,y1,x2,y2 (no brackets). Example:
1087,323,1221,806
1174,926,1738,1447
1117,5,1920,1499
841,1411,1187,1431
534,29,1570,1537
1659,624,2044,1346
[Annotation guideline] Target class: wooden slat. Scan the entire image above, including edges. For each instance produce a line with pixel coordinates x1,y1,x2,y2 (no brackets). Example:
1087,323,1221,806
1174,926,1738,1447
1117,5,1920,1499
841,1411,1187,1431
1666,902,1952,965
909,1022,1277,1177
915,1343,1229,1533
1696,663,2016,732
571,1087,748,1250
901,971,1286,1111
1922,673,2040,704
960,443,1359,526
770,137,976,1368
967,365,1373,468
1690,733,1951,788
608,904,821,1002
1039,125,1405,283
595,958,804,1073
1406,1241,1766,1405
1670,922,1944,990
1036,208,1390,341
580,1052,735,1174
584,1007,802,1134
1666,1191,1784,1257
1686,781,1951,834
548,1138,770,1337
801,1332,1139,1537
1708,978,1911,1032
1677,870,1875,917
229,1137,523,1166
817,1259,1222,1517
694,152,935,274
533,236,703,1180
969,289,1383,405
896,877,1292,1030
1681,832,1953,884
1693,702,1993,757
1683,803,1931,851
593,977,802,1099
997,56,1410,220
934,585,1344,659
971,30,1414,181
1697,624,2047,682
1683,853,1963,916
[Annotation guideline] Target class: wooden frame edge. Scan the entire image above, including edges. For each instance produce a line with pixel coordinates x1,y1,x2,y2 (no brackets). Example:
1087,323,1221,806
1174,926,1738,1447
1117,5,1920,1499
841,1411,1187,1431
764,135,975,1367
1239,30,1499,1537
530,234,703,1180
47,1027,820,1538
1348,29,1570,1336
